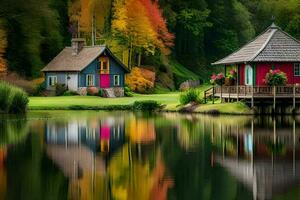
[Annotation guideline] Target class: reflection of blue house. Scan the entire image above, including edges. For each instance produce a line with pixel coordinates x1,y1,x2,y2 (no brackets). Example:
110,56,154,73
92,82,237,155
45,117,125,155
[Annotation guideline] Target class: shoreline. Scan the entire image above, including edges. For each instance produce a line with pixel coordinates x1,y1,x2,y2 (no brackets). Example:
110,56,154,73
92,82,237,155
28,95,300,115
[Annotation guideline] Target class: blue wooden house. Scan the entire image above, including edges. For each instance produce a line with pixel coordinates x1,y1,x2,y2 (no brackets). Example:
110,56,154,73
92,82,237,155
42,38,130,97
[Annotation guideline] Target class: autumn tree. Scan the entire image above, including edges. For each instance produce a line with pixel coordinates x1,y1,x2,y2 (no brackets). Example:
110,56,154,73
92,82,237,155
112,0,157,67
0,20,7,74
69,0,112,45
112,0,174,67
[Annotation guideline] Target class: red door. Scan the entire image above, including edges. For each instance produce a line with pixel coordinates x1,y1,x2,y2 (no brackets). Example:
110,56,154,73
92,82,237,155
100,74,110,88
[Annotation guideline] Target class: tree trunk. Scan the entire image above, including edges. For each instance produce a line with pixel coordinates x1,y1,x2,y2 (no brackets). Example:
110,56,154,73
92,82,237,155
137,51,142,66
129,40,133,69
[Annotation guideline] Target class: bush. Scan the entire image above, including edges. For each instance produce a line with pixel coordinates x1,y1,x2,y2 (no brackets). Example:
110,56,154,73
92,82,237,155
133,100,161,111
124,86,134,97
180,89,202,105
0,81,29,113
33,82,46,96
0,82,12,112
87,87,99,96
9,88,29,114
126,67,155,94
55,84,67,96
264,69,287,86
63,90,79,96
210,73,225,85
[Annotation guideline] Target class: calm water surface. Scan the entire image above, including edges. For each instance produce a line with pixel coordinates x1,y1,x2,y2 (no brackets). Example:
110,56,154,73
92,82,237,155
0,111,300,200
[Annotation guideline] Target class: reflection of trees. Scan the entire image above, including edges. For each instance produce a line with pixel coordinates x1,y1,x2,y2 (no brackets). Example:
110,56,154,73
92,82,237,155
127,115,156,144
160,118,252,200
6,133,68,200
108,143,173,200
0,119,28,147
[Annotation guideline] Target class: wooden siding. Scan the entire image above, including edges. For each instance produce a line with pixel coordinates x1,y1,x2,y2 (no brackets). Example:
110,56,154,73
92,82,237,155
108,55,126,87
234,62,300,86
45,72,66,89
256,62,300,85
80,59,99,87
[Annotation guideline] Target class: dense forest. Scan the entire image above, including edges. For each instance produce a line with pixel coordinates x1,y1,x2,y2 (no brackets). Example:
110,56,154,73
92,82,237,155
0,0,299,83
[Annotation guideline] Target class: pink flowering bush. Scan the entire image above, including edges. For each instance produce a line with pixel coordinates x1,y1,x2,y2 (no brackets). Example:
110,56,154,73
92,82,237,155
210,72,225,85
264,69,287,86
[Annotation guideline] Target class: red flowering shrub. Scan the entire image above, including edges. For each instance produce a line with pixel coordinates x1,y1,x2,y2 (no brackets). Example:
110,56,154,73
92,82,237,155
210,73,225,85
264,69,287,86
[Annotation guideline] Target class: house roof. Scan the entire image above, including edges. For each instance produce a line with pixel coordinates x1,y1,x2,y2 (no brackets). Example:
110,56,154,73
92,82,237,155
42,45,130,72
212,23,300,65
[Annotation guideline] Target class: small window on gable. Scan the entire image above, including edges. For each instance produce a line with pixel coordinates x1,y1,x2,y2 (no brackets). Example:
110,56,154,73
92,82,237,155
100,57,109,74
294,63,300,76
86,74,94,86
48,76,57,86
114,75,120,86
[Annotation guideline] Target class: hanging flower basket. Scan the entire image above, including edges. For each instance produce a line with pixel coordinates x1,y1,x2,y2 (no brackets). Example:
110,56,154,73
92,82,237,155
264,69,287,86
224,69,237,86
210,73,225,86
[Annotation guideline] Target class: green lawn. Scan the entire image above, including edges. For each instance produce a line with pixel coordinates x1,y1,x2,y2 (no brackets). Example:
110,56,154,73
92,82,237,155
29,86,251,115
29,93,180,110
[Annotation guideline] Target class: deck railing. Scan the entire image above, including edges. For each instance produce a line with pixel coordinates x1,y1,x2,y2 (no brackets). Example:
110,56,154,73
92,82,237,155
204,85,300,109
213,85,300,97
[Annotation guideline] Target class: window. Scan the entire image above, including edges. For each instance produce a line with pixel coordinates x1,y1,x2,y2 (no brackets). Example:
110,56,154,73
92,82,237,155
294,63,300,76
100,57,109,74
245,65,253,85
48,76,57,86
86,74,94,86
114,75,120,86
102,61,108,70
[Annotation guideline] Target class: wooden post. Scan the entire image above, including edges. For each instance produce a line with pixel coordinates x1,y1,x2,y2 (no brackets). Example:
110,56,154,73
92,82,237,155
204,91,207,104
220,85,223,103
237,85,239,102
237,65,239,102
212,87,215,104
229,86,231,102
293,119,296,175
293,84,296,111
273,86,276,113
251,86,254,108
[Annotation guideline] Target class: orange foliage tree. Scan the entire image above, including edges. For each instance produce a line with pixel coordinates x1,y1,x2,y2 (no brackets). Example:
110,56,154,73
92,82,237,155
112,0,174,67
140,0,174,55
0,21,7,74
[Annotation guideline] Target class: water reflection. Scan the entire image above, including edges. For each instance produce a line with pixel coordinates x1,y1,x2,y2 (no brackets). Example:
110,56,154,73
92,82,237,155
1,112,300,199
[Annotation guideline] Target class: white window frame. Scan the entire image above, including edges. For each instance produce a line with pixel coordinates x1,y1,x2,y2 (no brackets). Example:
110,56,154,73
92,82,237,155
114,75,120,86
48,76,57,86
294,63,300,76
86,74,94,86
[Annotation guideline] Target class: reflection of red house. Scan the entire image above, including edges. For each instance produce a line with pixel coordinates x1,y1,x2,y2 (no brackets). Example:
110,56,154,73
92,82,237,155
213,23,300,86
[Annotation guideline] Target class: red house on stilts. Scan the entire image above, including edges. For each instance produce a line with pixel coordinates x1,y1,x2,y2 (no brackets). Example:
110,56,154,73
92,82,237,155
213,23,300,86
206,23,300,111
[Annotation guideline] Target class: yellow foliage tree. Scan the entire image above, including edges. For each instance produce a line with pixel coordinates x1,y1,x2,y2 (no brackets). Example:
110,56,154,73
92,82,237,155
125,67,155,94
112,0,157,66
0,21,7,74
69,0,112,44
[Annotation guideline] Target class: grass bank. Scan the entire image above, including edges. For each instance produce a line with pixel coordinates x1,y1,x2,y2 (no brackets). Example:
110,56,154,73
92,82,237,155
29,92,252,115
29,93,180,110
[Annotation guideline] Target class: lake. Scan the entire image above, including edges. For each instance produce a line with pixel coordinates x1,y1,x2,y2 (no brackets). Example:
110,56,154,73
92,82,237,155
0,111,300,200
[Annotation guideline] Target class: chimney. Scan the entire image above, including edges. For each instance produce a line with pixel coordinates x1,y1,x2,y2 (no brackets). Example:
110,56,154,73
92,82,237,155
71,38,86,55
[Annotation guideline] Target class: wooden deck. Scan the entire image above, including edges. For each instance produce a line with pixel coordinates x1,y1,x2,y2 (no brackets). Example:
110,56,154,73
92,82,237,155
204,85,300,109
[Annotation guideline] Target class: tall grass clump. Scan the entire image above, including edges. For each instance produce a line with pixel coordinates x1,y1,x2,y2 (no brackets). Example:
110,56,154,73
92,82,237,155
180,89,202,105
0,81,29,114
